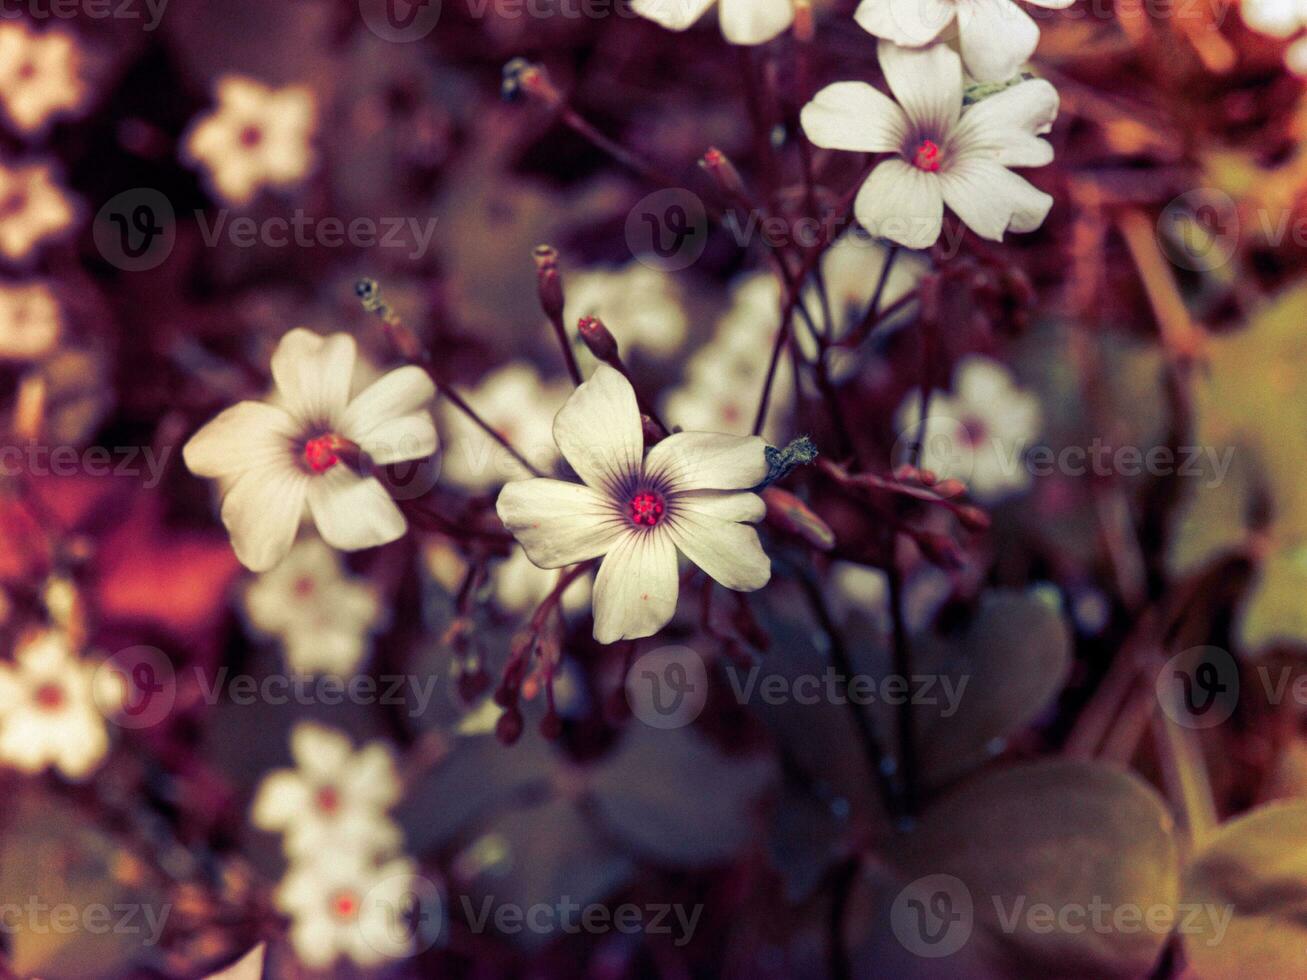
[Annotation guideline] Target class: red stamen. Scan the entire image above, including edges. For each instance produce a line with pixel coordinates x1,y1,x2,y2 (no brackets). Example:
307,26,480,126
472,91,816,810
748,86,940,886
34,683,64,711
629,491,666,528
913,139,943,173
330,889,359,920
302,435,341,474
239,125,263,148
315,786,340,813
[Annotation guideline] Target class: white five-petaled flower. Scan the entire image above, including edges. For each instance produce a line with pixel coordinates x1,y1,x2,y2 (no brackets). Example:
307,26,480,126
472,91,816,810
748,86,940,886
243,536,383,676
182,75,316,206
0,22,86,136
895,354,1041,502
497,364,771,643
0,161,75,262
855,0,1072,82
801,41,1059,250
0,281,60,361
632,0,795,45
251,722,403,861
0,631,125,780
183,328,438,572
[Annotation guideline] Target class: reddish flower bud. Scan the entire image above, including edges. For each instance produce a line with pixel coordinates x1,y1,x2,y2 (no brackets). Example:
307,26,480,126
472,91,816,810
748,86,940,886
578,315,619,364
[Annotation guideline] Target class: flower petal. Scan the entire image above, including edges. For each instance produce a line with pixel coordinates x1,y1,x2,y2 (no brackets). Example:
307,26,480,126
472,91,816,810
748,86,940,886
631,0,716,31
939,159,1052,241
854,158,944,250
855,0,957,48
291,722,353,776
269,329,356,425
643,432,768,492
878,39,962,139
341,365,435,439
220,463,309,572
674,489,766,523
801,82,909,154
957,0,1040,83
305,467,406,552
497,478,625,568
592,530,679,643
183,401,299,480
553,364,644,495
951,79,1059,169
668,498,771,591
719,0,795,44
251,770,310,831
356,414,438,465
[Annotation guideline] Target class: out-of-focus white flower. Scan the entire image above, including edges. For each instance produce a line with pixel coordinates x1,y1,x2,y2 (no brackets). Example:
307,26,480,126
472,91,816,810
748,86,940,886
0,632,124,779
497,365,771,643
632,0,795,45
0,161,75,262
855,0,1071,82
0,22,85,136
895,354,1041,502
0,281,60,361
275,854,418,969
564,262,688,360
831,562,890,623
183,329,437,572
251,721,403,861
492,545,592,615
801,41,1058,249
243,537,383,676
439,362,565,492
183,75,316,206
1240,0,1307,74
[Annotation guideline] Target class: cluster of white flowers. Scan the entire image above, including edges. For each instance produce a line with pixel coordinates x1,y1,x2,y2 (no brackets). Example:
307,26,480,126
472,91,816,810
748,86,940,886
0,21,86,136
0,631,124,780
252,722,419,969
183,75,317,206
564,261,689,361
242,536,384,676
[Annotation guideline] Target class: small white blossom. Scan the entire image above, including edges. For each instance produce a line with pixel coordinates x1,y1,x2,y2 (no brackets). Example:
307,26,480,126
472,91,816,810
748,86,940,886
251,721,403,861
1240,0,1307,73
801,40,1058,249
0,22,86,136
183,75,316,206
0,281,60,361
0,632,124,779
183,328,438,572
275,854,418,970
497,365,771,643
243,536,383,676
855,0,1071,82
439,362,565,492
895,354,1041,502
565,262,688,360
632,0,795,45
0,161,75,262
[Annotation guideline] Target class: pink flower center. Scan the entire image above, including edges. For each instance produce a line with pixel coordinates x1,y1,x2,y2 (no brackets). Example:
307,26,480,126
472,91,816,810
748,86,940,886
34,682,65,711
913,139,943,173
302,435,341,474
315,786,340,813
16,61,35,81
293,576,316,598
960,416,988,447
329,889,360,920
629,491,666,528
239,125,264,148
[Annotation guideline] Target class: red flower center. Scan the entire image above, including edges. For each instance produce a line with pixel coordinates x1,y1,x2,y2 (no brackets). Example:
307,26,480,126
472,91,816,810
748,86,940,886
239,124,263,148
34,682,65,711
330,889,360,920
315,786,340,813
960,416,988,447
302,435,341,474
913,139,943,173
629,491,666,528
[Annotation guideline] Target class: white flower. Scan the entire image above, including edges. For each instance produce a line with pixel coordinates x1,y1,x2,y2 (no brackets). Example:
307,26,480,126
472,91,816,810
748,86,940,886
497,364,771,643
243,537,383,676
632,0,796,45
0,161,75,262
1241,0,1307,37
183,75,316,206
439,362,565,492
0,632,124,779
801,41,1059,250
565,262,688,360
275,854,418,969
855,0,1071,82
183,328,438,572
895,354,1041,502
0,22,85,136
493,546,593,615
0,281,60,361
251,722,403,861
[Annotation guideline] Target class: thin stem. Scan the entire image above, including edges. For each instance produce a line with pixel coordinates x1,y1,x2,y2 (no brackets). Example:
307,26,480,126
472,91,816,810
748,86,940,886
887,558,918,817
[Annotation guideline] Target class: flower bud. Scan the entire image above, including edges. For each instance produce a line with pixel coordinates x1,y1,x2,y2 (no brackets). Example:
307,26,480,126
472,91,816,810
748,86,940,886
700,147,747,201
534,244,565,322
763,487,836,551
578,315,619,364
